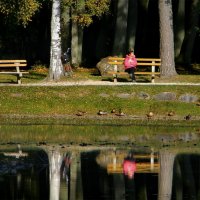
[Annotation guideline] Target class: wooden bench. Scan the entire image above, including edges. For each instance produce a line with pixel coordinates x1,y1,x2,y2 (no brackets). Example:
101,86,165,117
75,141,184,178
0,60,28,84
107,57,161,83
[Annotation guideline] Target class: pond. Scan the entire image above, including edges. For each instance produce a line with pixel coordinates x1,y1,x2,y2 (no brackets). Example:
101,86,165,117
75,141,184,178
0,124,200,200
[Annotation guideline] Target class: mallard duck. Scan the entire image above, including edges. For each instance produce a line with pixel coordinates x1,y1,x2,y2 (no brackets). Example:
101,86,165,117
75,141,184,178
98,110,107,115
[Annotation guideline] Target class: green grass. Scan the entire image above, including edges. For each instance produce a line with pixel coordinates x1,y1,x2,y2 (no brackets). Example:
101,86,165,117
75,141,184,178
0,85,200,122
0,67,200,123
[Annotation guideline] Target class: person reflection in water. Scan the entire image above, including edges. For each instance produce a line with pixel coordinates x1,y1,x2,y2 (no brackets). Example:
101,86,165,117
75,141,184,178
61,153,71,184
123,152,136,179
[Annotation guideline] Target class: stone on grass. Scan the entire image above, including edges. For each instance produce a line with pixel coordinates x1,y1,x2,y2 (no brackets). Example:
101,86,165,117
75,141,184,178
153,92,176,101
179,94,199,103
137,92,150,100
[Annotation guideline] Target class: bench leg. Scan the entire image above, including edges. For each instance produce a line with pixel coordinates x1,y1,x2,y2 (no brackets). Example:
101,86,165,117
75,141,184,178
17,74,22,84
151,75,155,83
113,74,117,82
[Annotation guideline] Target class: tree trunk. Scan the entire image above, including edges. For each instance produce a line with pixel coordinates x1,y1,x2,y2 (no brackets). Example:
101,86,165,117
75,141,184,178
126,0,138,51
158,151,175,200
71,15,79,67
112,0,129,56
159,0,177,77
181,0,200,67
134,0,149,56
61,3,71,52
48,0,64,81
174,0,185,61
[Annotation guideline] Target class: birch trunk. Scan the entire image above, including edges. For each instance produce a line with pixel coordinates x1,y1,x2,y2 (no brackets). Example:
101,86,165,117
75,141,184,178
159,0,177,77
48,0,64,81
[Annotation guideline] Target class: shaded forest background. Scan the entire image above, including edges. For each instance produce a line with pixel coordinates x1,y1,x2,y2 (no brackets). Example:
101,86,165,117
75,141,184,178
0,0,199,68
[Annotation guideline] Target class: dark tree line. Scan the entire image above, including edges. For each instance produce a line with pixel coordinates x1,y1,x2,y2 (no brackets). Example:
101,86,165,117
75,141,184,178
0,0,199,80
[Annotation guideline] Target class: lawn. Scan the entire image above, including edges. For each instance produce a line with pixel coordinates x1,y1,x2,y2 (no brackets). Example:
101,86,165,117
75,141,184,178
0,65,199,126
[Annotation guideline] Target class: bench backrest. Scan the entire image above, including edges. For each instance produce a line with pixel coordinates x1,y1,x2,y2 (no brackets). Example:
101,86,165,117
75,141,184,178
0,60,27,67
108,57,161,66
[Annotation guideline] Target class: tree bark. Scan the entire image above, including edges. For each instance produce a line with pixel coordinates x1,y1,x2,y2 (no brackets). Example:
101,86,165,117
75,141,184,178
71,15,79,67
112,0,129,56
181,0,200,67
174,0,185,61
71,0,84,67
48,0,64,81
159,0,177,77
126,0,138,51
61,3,71,52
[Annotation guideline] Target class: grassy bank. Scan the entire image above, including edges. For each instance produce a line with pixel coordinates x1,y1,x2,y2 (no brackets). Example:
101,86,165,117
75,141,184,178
0,85,200,123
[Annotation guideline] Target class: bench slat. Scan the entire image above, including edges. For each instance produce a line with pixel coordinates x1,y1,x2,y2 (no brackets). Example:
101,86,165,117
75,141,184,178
0,72,29,74
107,71,128,75
135,72,160,75
106,71,160,75
0,64,27,67
0,60,27,63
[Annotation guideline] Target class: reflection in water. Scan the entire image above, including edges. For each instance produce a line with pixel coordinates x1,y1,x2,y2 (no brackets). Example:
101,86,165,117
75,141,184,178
123,152,136,179
61,153,71,185
0,146,200,199
0,147,49,200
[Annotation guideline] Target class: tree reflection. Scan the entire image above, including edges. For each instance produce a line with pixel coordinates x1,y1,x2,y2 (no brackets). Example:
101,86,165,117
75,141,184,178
2,146,200,200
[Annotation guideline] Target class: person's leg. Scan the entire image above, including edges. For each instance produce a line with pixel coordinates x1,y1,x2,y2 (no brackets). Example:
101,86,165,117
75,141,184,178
130,68,136,81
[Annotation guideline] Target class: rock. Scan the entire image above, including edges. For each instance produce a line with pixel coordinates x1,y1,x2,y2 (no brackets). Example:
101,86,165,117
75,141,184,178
153,92,176,101
179,94,199,103
96,56,124,76
116,93,132,98
137,92,150,100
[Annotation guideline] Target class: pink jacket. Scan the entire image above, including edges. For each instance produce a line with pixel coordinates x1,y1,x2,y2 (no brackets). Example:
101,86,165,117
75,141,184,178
124,54,137,69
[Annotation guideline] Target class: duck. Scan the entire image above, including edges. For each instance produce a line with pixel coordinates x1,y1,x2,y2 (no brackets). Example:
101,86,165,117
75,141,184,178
115,109,125,116
196,102,200,106
167,111,175,117
185,114,191,120
76,110,86,116
98,110,107,115
146,111,154,119
111,109,116,113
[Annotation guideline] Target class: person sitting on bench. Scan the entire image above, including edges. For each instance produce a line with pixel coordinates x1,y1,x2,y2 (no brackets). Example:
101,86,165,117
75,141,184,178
124,48,137,82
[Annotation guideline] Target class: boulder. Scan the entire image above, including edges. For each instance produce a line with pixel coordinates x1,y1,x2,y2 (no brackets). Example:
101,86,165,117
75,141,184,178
153,92,176,101
179,94,199,103
96,57,124,76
